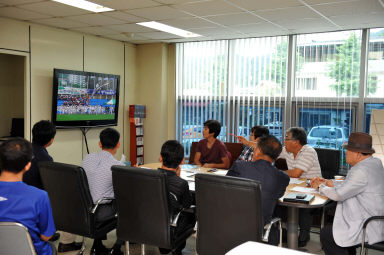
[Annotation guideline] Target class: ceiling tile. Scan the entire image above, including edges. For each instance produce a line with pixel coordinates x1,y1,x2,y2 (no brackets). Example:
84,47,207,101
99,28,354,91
174,0,242,16
255,6,321,21
204,12,264,26
32,17,89,28
102,11,148,23
156,0,209,3
303,0,358,4
104,23,157,33
71,26,120,35
125,5,192,20
225,0,302,11
103,33,131,41
273,17,336,30
0,0,44,5
329,12,384,27
68,13,126,26
189,26,243,36
229,22,285,33
161,17,217,29
19,1,90,17
0,6,51,20
90,0,160,10
311,0,384,17
138,31,182,39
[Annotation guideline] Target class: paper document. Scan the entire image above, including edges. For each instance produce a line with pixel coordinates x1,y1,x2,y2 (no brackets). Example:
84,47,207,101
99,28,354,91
289,178,305,184
213,170,228,176
291,186,319,194
188,182,195,191
180,171,195,181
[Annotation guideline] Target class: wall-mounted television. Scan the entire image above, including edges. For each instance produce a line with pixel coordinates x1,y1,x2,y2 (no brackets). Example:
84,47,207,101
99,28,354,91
52,68,120,128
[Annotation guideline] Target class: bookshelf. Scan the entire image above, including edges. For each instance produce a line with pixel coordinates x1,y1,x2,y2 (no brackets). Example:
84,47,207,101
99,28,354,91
129,105,146,166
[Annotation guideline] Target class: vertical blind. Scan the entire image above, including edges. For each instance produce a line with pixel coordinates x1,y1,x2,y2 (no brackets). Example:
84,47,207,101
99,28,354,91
176,28,384,172
176,36,288,157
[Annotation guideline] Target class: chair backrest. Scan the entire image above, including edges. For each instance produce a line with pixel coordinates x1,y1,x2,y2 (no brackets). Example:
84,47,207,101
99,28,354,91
314,148,341,179
39,161,95,237
225,142,243,165
188,141,243,167
0,222,36,255
188,142,198,164
112,166,172,248
195,174,263,255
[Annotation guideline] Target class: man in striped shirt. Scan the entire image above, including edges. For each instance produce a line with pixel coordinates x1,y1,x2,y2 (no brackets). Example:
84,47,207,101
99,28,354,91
278,127,321,247
82,128,124,255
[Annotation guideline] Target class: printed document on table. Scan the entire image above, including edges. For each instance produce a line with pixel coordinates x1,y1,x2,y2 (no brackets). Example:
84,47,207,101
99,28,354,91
289,178,305,184
291,186,319,194
213,170,228,176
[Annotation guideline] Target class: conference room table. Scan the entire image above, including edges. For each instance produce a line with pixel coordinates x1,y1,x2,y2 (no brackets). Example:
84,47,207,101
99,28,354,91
278,179,330,250
226,241,315,255
140,163,330,250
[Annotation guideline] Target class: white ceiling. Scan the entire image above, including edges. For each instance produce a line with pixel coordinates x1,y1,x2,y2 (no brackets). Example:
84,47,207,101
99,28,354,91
0,0,383,44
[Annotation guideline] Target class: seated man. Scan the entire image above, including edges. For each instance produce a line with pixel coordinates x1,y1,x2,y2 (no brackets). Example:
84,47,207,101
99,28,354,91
237,125,269,162
0,138,56,255
23,120,79,251
158,140,195,255
82,128,124,255
277,127,321,247
194,119,230,169
227,135,290,245
311,132,384,255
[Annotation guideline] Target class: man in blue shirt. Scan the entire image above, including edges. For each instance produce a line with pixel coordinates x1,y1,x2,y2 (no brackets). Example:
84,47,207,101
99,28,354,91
0,138,56,255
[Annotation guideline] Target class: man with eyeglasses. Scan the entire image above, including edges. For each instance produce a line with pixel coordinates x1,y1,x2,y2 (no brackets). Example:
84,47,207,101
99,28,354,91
277,127,321,247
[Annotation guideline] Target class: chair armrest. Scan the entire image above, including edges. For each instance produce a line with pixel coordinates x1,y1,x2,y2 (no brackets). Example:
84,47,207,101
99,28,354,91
170,206,196,227
360,216,384,255
91,197,115,214
363,216,384,229
263,217,282,247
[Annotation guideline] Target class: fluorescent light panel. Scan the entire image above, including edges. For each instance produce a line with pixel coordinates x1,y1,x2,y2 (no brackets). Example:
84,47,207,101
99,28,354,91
137,21,201,38
52,0,114,13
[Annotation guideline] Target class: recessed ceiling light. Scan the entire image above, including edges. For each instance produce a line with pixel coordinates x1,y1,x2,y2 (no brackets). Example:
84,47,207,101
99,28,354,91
137,21,201,38
52,0,114,13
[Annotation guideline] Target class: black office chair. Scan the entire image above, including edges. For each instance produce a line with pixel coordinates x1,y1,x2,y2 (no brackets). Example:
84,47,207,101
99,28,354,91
111,166,195,255
0,222,37,255
195,174,282,255
360,216,384,255
39,161,117,254
314,147,341,179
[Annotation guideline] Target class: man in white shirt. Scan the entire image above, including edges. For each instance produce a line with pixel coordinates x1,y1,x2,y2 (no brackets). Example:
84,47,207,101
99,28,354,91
278,127,322,247
311,132,384,255
83,128,124,255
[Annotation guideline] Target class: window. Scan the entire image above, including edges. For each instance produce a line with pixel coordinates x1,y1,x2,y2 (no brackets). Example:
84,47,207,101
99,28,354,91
295,31,362,97
366,28,384,97
176,28,384,170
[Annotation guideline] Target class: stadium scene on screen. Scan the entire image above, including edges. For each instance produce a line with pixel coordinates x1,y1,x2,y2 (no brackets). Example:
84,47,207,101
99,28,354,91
56,73,117,121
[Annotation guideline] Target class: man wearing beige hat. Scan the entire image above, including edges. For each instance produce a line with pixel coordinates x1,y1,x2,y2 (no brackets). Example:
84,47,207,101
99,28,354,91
311,132,384,255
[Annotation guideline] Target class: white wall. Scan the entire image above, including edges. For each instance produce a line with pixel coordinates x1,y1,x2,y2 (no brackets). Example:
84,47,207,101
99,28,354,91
0,17,177,166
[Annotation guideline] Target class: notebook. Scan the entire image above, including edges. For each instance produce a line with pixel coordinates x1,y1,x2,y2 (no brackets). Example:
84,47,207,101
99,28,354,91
283,193,315,204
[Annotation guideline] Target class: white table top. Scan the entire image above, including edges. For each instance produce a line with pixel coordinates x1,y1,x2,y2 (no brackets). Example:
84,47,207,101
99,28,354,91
226,241,315,255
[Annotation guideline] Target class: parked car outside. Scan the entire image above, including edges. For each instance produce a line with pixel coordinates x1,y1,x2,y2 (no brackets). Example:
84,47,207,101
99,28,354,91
307,125,348,149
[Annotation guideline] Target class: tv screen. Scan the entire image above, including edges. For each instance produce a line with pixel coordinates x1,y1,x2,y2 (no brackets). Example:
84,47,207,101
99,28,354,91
52,68,120,128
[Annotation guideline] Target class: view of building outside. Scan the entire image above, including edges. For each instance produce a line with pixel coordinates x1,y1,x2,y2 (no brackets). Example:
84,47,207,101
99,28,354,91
366,28,384,97
295,30,362,97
